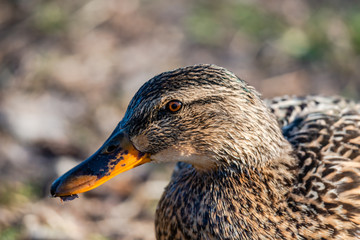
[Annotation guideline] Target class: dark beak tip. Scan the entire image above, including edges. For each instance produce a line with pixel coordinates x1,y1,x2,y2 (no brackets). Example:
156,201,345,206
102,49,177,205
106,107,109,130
50,177,61,197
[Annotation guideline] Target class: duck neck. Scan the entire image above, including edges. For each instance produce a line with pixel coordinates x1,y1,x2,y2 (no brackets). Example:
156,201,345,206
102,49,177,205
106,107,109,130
156,152,299,239
213,151,297,203
199,137,298,201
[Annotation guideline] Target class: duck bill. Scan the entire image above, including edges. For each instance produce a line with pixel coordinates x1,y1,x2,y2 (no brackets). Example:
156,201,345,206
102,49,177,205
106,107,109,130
50,130,150,198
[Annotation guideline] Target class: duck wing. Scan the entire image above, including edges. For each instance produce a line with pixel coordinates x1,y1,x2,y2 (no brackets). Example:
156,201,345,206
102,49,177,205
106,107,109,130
269,95,360,237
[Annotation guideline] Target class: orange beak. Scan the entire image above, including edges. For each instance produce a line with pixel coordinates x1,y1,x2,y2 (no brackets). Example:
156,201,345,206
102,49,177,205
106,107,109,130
50,130,150,200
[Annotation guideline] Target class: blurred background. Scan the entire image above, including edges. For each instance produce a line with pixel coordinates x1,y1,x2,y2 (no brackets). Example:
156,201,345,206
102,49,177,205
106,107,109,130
1,0,360,239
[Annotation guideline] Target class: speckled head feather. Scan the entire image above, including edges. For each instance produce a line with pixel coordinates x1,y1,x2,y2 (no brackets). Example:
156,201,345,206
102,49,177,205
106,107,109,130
122,64,290,170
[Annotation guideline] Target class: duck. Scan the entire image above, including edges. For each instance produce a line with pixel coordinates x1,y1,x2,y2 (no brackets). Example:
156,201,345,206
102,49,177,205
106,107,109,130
51,64,360,239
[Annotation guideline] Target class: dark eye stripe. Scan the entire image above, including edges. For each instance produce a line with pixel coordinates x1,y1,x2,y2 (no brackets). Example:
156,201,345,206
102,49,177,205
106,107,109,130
187,96,225,107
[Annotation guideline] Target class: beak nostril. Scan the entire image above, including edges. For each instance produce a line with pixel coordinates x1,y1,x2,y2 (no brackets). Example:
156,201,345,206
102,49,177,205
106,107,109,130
105,144,117,154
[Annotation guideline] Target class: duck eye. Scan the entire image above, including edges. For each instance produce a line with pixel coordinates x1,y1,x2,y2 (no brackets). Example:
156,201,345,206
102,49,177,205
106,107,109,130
166,100,182,113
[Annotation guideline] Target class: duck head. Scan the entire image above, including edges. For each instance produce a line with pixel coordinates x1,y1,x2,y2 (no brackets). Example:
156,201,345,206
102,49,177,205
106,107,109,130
50,64,287,199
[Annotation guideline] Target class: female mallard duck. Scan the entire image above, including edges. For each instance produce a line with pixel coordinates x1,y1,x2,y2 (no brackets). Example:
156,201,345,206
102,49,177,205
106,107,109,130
51,64,360,239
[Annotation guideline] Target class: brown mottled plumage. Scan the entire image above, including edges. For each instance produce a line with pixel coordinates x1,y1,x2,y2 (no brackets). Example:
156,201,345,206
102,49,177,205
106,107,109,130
51,64,360,239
